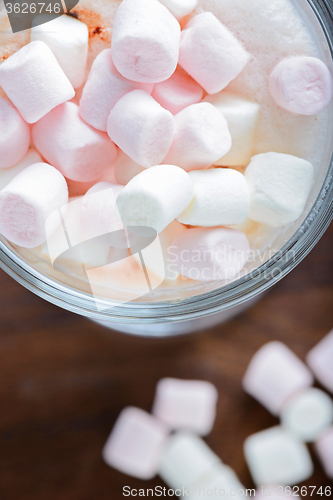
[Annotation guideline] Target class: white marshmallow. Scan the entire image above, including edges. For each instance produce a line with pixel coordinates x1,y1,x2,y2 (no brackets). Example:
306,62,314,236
152,66,203,115
177,168,250,226
245,153,314,227
269,57,333,115
190,464,245,500
107,90,174,168
116,165,194,233
242,341,314,416
0,96,30,169
152,378,218,436
0,149,43,191
163,103,232,171
111,0,181,83
103,407,168,479
170,227,250,281
0,41,74,123
32,102,117,182
244,426,314,486
30,15,88,89
281,388,333,442
306,329,333,393
79,49,154,132
113,150,145,186
179,13,250,94
315,426,333,479
158,0,198,20
203,92,260,167
0,163,68,248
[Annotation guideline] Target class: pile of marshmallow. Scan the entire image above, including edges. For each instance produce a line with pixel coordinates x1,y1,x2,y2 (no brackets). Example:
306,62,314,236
0,0,332,282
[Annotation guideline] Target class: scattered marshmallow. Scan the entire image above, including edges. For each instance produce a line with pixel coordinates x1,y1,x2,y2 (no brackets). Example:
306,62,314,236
103,407,168,479
281,388,333,442
0,96,30,169
0,149,42,191
113,150,145,186
244,426,314,486
117,165,194,233
32,102,117,182
0,163,68,248
163,103,232,171
107,90,174,168
204,92,260,167
79,50,154,132
315,426,333,479
269,57,333,115
0,41,74,123
306,329,333,393
242,341,314,416
179,13,250,94
170,227,250,281
30,15,88,89
177,168,250,227
158,0,198,20
111,0,181,83
152,66,203,115
245,152,314,227
190,464,245,500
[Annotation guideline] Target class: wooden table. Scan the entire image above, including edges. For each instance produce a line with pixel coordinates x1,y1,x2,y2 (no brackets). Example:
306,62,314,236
0,224,332,500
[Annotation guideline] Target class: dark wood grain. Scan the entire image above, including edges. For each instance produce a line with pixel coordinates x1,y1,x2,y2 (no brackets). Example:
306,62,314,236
0,224,332,500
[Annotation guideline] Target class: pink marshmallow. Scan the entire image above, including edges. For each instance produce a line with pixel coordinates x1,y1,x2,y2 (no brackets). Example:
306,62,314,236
306,329,333,393
0,162,68,248
152,66,203,115
107,90,174,168
242,342,314,416
315,426,333,479
32,102,117,183
170,227,250,281
179,13,250,94
163,103,232,171
102,407,168,479
79,49,154,132
0,41,74,124
269,57,333,115
0,96,30,169
111,0,181,84
113,150,145,186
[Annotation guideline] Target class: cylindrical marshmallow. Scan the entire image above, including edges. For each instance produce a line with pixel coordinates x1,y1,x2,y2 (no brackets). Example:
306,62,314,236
30,14,89,89
177,168,250,226
0,163,68,248
0,149,42,191
107,90,174,168
179,12,250,94
315,426,333,479
152,66,203,115
0,96,30,169
170,227,250,281
0,41,74,123
158,0,198,20
245,152,314,227
269,57,333,115
32,102,117,182
113,150,145,186
111,0,181,83
116,165,194,233
79,49,154,132
163,103,232,171
306,329,333,393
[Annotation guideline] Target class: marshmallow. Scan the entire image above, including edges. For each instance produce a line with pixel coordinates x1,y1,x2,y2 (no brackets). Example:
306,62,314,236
242,342,314,416
179,13,250,94
0,163,68,248
30,15,89,89
244,426,314,486
0,41,74,123
281,388,333,442
79,50,154,132
306,329,333,393
102,407,168,479
0,97,30,169
170,227,250,281
158,0,198,20
152,66,203,115
315,427,333,479
113,150,145,186
204,92,260,167
163,103,232,171
32,102,117,182
245,153,314,227
190,464,245,500
177,168,250,226
111,0,181,83
116,165,193,234
152,378,218,436
107,90,174,168
269,57,333,115
0,149,42,191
